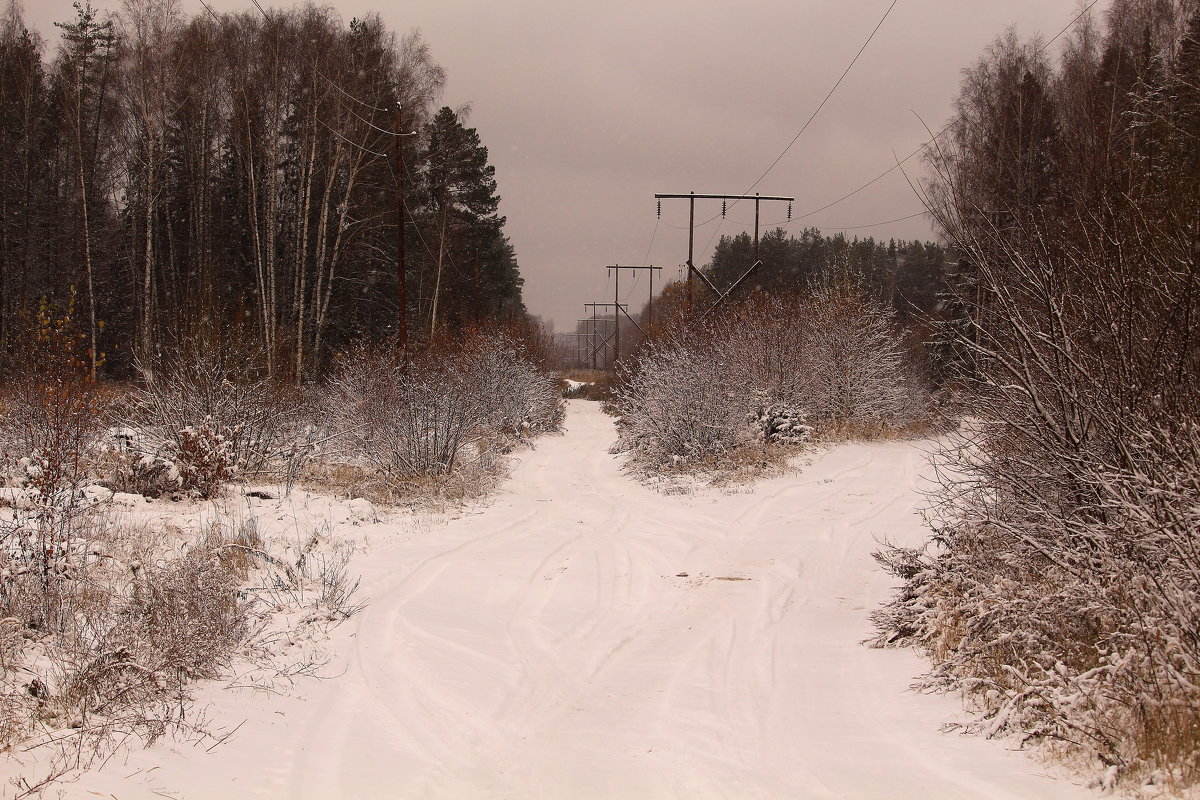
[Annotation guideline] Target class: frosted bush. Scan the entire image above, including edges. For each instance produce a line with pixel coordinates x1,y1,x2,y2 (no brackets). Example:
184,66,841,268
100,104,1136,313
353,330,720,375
750,396,813,446
102,417,234,499
796,285,926,427
457,333,565,441
613,286,927,473
174,418,237,498
123,449,180,498
325,331,563,485
123,329,305,481
612,333,754,470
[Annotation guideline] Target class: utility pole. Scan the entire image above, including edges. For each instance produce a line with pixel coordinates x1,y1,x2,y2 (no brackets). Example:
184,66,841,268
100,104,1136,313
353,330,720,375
559,332,590,369
605,265,662,360
578,317,606,368
395,104,408,358
472,247,482,325
654,192,793,314
584,302,627,368
578,317,602,369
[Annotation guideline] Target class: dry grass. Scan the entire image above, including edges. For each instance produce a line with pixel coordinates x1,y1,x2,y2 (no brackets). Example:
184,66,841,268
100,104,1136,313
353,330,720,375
812,416,944,443
635,442,805,495
702,443,801,488
559,369,617,401
298,453,509,512
298,461,397,506
0,502,363,792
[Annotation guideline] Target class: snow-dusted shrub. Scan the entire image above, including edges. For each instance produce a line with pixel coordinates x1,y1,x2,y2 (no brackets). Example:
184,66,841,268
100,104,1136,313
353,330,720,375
874,42,1200,783
794,285,926,428
874,421,1200,786
613,286,927,473
0,509,361,778
0,511,250,748
109,448,179,498
174,417,237,498
0,380,107,507
116,534,249,683
102,417,236,499
0,307,112,610
749,394,813,446
326,331,562,485
123,327,305,481
456,332,564,441
612,330,756,470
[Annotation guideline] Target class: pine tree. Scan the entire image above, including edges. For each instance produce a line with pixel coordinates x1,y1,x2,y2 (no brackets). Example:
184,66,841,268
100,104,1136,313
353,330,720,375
415,107,509,334
53,1,116,378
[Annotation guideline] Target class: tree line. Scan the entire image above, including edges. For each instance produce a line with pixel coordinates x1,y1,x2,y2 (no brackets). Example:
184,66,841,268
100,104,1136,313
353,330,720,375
563,228,948,373
705,227,948,319
0,0,525,382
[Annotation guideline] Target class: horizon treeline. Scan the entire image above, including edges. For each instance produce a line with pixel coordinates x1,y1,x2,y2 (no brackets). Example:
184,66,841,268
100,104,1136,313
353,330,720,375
567,227,949,372
0,0,525,382
706,227,948,318
579,228,950,338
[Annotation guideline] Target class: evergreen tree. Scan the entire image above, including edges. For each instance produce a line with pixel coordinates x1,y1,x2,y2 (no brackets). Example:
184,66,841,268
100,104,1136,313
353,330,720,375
414,106,519,334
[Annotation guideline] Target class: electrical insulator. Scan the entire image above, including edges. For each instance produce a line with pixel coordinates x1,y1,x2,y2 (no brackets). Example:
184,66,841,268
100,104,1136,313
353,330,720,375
787,202,793,221
656,200,661,218
721,200,727,218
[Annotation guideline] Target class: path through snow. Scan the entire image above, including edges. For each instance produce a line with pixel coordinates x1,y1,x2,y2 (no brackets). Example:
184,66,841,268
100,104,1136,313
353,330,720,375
68,401,1095,799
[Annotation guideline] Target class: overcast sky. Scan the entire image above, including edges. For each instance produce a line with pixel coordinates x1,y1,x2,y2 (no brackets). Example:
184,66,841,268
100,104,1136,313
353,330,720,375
26,0,1101,331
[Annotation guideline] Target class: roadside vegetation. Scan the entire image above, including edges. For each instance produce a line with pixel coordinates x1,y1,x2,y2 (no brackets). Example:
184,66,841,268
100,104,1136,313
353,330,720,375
872,1,1200,792
0,304,561,793
610,283,933,481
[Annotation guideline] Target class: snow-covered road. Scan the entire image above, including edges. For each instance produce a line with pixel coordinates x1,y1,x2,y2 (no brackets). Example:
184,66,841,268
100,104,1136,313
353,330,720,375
70,401,1096,799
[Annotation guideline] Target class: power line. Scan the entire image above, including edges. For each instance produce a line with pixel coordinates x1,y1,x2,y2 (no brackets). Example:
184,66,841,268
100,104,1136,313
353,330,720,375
246,0,398,129
320,71,392,114
640,218,659,266
817,210,926,231
627,218,660,300
689,0,898,236
781,0,1103,225
698,206,927,231
1039,0,1102,53
316,116,388,158
197,0,221,24
701,0,1100,247
790,143,925,222
740,0,898,201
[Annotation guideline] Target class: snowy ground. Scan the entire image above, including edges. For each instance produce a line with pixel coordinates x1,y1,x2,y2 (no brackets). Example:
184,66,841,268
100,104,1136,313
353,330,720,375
35,401,1098,799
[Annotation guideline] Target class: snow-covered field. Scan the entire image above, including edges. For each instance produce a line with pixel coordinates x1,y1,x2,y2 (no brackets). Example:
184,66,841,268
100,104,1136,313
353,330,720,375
41,401,1096,799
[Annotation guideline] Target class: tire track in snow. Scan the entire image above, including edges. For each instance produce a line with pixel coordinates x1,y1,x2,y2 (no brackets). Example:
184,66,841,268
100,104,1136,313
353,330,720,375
93,403,1098,800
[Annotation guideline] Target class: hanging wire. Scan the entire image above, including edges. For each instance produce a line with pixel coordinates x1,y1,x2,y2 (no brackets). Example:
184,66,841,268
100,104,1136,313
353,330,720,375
686,0,898,232
682,0,1098,245
741,0,897,199
781,0,1102,225
816,210,926,230
319,71,392,114
316,117,388,158
327,92,406,137
640,219,659,267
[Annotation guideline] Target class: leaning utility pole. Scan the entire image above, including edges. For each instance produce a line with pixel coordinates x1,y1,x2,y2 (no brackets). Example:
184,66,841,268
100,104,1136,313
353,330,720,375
605,265,662,362
654,192,794,313
584,302,626,368
558,332,590,369
578,317,605,369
